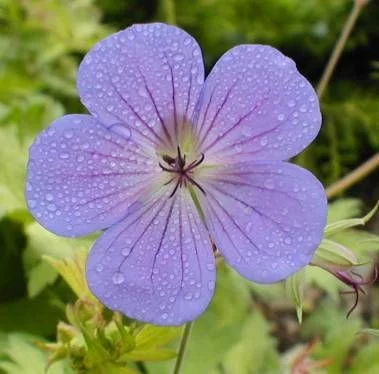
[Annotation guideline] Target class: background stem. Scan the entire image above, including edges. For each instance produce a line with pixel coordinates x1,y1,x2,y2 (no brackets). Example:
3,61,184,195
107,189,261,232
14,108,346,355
162,0,176,25
172,321,193,374
316,1,365,99
326,153,379,199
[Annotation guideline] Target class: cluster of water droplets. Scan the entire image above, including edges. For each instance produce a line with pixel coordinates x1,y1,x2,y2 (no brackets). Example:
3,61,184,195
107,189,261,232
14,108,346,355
88,191,216,325
26,116,156,235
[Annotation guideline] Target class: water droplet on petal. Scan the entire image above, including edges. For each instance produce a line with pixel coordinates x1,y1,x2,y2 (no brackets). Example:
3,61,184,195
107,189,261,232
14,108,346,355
110,124,132,140
112,272,125,285
64,130,73,139
45,193,54,201
28,200,37,208
260,136,268,146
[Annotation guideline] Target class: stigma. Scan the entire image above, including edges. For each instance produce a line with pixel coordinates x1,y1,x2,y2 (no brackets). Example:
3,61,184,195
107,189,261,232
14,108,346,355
159,146,206,197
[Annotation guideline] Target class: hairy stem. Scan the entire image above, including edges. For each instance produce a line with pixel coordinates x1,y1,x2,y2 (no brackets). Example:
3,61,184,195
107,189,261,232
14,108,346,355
326,153,379,198
162,0,176,25
316,1,367,99
172,321,193,374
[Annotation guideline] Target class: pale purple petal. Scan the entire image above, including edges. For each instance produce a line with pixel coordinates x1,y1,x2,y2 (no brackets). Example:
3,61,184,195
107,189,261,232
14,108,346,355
26,114,157,237
78,23,204,150
86,189,215,326
193,45,321,161
202,161,327,283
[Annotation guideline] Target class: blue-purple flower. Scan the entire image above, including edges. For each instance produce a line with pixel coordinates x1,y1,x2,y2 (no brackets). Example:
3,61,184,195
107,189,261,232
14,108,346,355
26,23,327,325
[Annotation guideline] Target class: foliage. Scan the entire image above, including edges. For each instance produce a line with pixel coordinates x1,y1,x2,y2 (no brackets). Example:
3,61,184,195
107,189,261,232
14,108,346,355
0,0,378,373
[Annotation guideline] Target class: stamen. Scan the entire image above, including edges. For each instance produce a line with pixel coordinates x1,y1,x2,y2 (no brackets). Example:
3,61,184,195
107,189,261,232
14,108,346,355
159,146,206,197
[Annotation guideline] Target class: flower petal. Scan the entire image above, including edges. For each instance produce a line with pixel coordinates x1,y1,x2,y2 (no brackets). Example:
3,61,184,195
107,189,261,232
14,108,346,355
26,114,157,237
202,161,327,283
78,23,204,149
86,189,216,325
193,45,321,161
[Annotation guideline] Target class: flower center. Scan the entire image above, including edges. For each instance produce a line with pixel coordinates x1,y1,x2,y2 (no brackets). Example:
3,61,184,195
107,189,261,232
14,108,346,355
159,146,205,197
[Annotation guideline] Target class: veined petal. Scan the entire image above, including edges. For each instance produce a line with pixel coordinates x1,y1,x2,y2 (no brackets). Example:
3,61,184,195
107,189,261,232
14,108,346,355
78,23,205,150
26,115,157,237
193,45,321,161
202,161,327,283
87,189,216,326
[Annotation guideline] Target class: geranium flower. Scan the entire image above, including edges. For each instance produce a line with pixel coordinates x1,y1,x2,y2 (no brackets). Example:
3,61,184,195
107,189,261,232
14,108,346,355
26,23,327,325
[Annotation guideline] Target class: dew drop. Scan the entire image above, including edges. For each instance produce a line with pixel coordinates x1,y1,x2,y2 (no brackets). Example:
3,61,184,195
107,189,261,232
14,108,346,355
59,153,69,159
28,200,37,208
260,136,268,146
45,193,54,201
264,179,274,189
277,113,285,121
47,203,56,212
206,263,215,271
284,237,292,245
110,124,132,140
64,130,73,139
96,264,104,272
112,272,125,285
287,100,296,108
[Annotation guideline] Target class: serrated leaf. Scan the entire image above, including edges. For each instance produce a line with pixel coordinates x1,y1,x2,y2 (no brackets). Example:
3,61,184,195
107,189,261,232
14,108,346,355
44,248,95,301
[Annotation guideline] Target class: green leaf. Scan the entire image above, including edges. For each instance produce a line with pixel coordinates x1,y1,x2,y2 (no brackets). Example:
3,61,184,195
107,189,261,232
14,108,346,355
302,300,362,374
350,342,379,374
0,333,70,374
0,126,28,216
133,325,180,350
23,222,95,298
0,292,64,336
44,248,95,301
119,349,177,362
221,311,280,374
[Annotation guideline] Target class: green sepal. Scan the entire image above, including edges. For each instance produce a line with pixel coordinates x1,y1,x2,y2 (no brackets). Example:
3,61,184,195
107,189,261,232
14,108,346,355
285,268,306,324
325,201,378,235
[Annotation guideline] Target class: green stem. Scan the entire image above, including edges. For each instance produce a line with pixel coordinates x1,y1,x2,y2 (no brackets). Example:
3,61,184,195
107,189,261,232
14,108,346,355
316,1,366,99
162,0,176,25
172,321,193,374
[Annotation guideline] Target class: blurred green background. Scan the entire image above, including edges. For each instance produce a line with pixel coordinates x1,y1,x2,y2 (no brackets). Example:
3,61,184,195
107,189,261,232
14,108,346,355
0,0,378,373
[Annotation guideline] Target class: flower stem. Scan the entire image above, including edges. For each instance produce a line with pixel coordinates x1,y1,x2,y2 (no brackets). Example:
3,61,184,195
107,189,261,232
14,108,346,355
172,321,193,374
316,1,367,99
326,153,379,199
162,0,176,25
